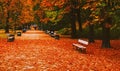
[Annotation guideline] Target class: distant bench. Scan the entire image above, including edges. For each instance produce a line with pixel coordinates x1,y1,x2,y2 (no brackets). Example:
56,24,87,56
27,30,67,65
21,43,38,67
45,30,60,40
22,28,26,33
17,32,21,36
7,34,15,42
73,39,88,53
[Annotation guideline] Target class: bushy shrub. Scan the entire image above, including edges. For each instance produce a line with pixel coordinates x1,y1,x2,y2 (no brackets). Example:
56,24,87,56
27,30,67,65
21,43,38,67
76,26,119,39
57,25,119,39
57,28,71,35
110,26,120,39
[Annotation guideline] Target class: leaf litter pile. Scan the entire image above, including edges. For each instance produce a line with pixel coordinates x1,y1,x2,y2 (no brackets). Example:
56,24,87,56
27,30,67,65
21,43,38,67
0,30,120,71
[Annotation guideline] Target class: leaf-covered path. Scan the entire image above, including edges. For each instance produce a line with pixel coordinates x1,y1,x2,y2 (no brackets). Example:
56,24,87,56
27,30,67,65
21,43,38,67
0,30,120,71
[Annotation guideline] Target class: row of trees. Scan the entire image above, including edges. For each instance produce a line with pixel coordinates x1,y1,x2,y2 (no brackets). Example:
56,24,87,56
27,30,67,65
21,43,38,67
0,0,120,48
33,0,120,48
0,0,34,33
0,0,22,33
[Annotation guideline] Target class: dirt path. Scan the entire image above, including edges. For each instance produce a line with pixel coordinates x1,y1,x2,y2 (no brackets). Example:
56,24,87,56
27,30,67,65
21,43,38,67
0,30,120,71
16,30,53,40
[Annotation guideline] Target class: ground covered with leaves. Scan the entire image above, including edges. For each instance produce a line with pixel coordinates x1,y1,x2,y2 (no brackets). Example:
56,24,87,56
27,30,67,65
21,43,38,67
0,30,120,71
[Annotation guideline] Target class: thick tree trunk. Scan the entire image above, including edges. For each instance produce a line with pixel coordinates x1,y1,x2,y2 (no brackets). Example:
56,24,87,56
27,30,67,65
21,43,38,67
77,9,82,32
70,12,76,38
71,21,76,38
5,1,11,33
101,16,112,48
14,24,16,34
88,24,95,43
102,25,111,48
5,23,9,33
5,12,10,33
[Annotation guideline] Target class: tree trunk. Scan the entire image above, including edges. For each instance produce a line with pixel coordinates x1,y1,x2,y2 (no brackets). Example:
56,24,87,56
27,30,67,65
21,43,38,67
14,23,16,34
77,9,82,32
88,24,95,43
5,23,9,33
71,22,76,38
5,1,12,33
102,25,111,48
70,12,76,38
5,12,10,33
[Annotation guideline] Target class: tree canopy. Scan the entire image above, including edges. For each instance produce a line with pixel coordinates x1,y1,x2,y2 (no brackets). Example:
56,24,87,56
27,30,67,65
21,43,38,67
0,0,119,38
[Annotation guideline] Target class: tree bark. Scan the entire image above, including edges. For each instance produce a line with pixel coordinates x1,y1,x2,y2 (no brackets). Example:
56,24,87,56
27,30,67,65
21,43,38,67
102,25,111,48
5,0,11,33
88,24,95,43
71,23,76,38
77,9,82,32
5,23,9,33
101,16,112,48
5,12,10,33
70,11,76,38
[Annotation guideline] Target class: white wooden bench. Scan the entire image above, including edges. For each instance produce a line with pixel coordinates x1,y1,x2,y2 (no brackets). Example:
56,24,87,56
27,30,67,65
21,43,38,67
73,39,88,53
50,32,60,40
7,34,15,42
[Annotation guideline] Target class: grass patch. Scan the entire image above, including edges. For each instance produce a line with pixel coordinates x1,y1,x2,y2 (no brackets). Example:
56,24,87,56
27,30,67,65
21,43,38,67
0,29,7,38
0,29,22,38
0,33,7,38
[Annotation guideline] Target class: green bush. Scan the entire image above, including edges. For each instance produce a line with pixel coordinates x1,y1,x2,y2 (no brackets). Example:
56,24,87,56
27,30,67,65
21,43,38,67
110,26,120,39
57,25,119,39
76,26,119,39
57,28,71,35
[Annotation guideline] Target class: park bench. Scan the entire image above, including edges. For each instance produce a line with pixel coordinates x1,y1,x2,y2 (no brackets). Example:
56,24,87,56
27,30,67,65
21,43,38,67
51,34,60,40
44,30,60,40
49,31,60,40
7,34,15,42
73,39,88,53
50,34,60,40
22,28,26,33
17,32,21,36
45,30,50,34
49,31,54,36
54,35,60,40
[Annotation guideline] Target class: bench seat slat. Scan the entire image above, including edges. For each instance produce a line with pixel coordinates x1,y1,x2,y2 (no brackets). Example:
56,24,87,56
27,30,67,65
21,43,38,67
8,37,14,39
73,43,86,49
78,39,88,45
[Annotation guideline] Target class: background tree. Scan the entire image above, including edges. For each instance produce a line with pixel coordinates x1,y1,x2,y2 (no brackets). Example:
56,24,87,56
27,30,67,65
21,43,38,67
19,0,34,29
9,0,22,33
82,0,120,47
0,0,23,33
36,0,70,31
33,0,43,29
0,0,12,33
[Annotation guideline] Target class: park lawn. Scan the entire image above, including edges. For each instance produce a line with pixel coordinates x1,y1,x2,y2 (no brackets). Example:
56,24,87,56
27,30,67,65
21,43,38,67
0,29,5,33
0,33,7,38
0,29,22,38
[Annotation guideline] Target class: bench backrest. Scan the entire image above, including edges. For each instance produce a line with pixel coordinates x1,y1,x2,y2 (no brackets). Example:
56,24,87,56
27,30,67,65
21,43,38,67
78,39,88,45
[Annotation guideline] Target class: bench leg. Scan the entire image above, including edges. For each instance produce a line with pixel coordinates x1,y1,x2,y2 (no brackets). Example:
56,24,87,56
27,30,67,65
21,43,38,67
7,38,14,42
78,48,86,53
73,45,78,50
73,46,86,53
